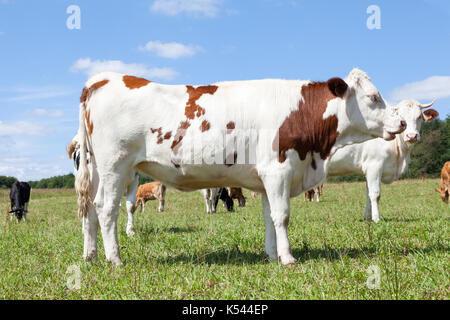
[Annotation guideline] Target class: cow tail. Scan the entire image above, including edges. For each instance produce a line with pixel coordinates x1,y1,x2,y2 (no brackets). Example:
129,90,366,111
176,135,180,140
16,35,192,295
75,99,91,219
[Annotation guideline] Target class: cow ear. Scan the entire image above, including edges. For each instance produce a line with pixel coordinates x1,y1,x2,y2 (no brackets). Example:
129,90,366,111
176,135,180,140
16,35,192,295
423,109,439,122
327,77,348,98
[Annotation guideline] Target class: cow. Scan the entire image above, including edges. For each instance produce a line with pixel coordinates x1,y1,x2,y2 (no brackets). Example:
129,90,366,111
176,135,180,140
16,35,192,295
73,69,405,265
304,185,323,202
136,181,166,213
328,99,439,222
9,181,31,222
435,161,450,203
227,187,246,207
201,188,234,213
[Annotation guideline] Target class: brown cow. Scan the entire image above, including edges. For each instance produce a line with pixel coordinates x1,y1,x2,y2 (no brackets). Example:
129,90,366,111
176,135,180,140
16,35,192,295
227,187,246,207
304,185,323,202
136,182,166,212
435,162,450,203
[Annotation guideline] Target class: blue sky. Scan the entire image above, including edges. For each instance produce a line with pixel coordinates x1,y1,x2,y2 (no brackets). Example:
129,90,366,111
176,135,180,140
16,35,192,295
0,0,449,180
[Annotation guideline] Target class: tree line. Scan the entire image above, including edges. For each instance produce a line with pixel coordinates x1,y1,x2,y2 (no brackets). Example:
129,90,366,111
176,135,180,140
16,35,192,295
0,115,448,189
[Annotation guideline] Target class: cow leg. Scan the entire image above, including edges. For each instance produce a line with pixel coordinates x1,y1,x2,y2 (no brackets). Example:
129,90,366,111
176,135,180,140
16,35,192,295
262,174,295,265
366,170,382,223
238,195,245,207
364,183,372,221
261,193,277,261
82,203,99,261
204,191,211,214
210,189,218,213
158,199,164,212
125,174,139,236
96,172,128,266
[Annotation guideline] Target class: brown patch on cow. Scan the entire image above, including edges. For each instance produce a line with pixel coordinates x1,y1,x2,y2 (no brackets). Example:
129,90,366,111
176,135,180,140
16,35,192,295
200,120,211,132
80,80,109,104
151,128,164,144
85,110,94,136
164,131,172,140
275,78,347,163
171,121,191,153
80,87,89,103
123,75,151,89
226,121,235,134
90,80,109,92
185,85,218,120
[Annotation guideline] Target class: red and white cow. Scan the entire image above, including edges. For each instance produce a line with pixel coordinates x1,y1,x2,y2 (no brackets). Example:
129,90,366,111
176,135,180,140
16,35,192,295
74,69,405,265
435,161,450,203
136,181,166,213
328,99,439,222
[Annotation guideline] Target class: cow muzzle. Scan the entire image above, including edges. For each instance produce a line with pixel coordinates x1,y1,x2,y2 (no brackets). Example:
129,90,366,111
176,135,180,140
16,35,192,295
405,133,419,143
383,120,406,141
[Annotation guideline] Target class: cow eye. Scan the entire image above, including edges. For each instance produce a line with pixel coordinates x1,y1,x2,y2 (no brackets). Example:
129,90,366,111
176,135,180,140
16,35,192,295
369,95,379,103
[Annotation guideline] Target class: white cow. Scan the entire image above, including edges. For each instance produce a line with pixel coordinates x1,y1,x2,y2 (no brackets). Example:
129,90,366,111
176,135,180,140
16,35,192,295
73,69,405,265
328,99,439,222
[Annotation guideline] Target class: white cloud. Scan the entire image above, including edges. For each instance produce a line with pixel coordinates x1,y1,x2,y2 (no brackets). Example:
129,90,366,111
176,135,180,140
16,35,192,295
139,41,202,59
0,86,75,102
0,163,67,181
30,108,63,117
389,76,450,102
150,0,222,17
70,58,178,81
0,121,45,136
0,31,4,36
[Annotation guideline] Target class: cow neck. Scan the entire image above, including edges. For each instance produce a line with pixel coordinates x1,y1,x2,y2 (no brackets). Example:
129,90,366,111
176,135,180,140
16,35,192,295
393,134,411,179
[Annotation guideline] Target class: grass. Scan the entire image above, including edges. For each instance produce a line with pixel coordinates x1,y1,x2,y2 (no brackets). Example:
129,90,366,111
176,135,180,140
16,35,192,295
0,179,448,300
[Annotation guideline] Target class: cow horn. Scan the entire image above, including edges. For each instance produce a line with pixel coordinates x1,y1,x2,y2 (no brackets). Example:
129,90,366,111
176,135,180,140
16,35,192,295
420,100,435,109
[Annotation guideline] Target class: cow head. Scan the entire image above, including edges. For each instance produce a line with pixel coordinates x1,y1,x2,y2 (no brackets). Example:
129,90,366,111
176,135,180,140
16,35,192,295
392,99,439,145
435,187,449,203
326,68,406,144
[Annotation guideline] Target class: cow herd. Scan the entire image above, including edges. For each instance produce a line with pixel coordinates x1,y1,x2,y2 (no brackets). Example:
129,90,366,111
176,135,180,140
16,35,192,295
6,68,448,268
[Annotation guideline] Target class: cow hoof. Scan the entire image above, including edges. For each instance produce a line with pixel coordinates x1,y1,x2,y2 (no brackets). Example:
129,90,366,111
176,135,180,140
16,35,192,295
110,258,123,266
126,229,135,237
280,255,296,266
83,253,98,262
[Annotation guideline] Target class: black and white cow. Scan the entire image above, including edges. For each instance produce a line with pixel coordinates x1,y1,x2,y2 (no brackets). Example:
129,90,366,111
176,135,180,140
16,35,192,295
10,181,31,222
214,188,234,212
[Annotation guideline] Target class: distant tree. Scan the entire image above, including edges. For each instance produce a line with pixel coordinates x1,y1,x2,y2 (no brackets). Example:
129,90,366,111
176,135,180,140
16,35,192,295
0,176,18,189
405,115,450,178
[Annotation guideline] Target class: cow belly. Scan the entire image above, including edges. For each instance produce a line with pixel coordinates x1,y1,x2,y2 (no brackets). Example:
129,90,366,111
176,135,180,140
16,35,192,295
136,161,264,192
